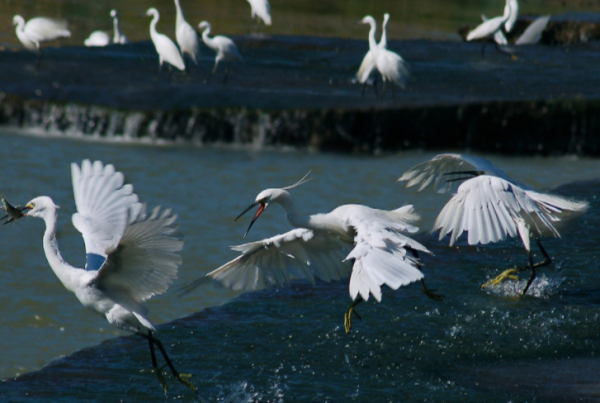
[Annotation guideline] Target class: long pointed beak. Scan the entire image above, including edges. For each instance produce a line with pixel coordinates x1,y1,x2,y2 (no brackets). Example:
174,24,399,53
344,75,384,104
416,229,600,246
235,201,266,237
21,203,33,216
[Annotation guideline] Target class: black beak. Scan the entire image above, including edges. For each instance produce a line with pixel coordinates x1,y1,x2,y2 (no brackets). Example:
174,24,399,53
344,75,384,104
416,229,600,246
235,201,266,238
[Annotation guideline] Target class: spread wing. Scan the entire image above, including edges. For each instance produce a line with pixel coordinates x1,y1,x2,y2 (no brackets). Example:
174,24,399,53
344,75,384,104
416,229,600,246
91,204,183,306
515,15,550,45
345,205,430,302
71,160,139,265
433,175,589,247
180,228,352,294
398,153,513,193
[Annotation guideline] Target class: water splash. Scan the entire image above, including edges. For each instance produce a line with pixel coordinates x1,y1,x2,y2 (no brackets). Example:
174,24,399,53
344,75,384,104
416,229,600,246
481,274,566,298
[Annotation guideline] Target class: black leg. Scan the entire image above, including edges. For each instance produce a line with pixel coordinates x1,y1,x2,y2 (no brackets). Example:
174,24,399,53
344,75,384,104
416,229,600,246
361,81,367,98
406,247,444,301
145,332,168,394
521,238,552,295
391,82,396,103
373,75,379,97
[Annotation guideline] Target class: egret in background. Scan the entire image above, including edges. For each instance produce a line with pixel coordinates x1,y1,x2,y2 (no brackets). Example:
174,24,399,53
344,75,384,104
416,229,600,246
84,30,110,47
12,15,71,67
174,0,200,66
198,21,243,84
180,173,442,333
399,154,589,295
247,0,272,28
505,0,519,33
356,14,389,97
146,8,186,73
481,15,508,45
466,0,512,57
515,15,550,45
22,160,197,395
110,9,130,44
358,15,408,101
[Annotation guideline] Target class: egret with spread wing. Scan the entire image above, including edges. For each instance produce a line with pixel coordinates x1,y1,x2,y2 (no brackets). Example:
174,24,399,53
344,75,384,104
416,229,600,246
399,154,588,295
181,173,441,333
466,0,513,57
22,160,196,395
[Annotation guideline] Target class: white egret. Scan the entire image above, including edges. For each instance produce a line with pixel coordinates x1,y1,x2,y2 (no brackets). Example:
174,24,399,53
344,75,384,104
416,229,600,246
110,9,130,44
174,0,200,65
357,15,408,101
84,30,110,47
505,0,519,33
515,15,550,45
146,8,185,72
399,154,589,295
356,14,390,97
466,0,512,57
180,174,442,333
198,21,243,84
22,160,196,395
12,15,71,67
247,0,272,27
481,15,508,45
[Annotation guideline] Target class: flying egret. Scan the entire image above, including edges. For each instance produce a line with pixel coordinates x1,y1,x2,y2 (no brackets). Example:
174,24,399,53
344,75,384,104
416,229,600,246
247,0,272,27
174,0,200,65
22,160,196,395
12,15,71,67
356,14,390,97
180,173,442,333
110,9,130,44
198,21,243,84
466,0,512,57
515,15,550,45
146,8,186,73
399,154,589,295
84,30,110,47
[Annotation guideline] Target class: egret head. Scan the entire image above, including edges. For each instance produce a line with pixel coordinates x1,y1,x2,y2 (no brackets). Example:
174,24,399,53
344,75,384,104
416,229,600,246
146,8,159,18
23,196,59,219
12,15,25,27
360,15,376,26
198,21,211,31
110,9,118,18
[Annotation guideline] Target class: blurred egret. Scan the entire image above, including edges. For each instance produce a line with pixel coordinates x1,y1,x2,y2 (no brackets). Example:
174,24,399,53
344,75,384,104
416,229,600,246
481,15,508,45
247,0,272,27
399,154,589,295
22,160,196,395
198,21,242,84
12,15,71,67
84,30,110,47
174,0,200,65
515,15,550,45
110,9,130,44
466,0,512,57
505,0,519,33
180,173,442,333
146,8,185,72
356,14,390,97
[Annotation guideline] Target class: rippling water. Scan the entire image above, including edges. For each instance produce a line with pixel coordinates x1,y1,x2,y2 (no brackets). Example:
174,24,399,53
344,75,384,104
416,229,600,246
0,132,599,401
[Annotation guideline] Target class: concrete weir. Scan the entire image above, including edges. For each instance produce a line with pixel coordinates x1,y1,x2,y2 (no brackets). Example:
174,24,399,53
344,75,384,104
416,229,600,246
1,21,599,155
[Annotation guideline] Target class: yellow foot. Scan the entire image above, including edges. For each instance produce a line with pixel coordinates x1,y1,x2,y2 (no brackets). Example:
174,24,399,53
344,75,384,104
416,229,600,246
177,373,198,394
344,307,361,334
481,269,520,289
511,54,519,61
154,367,168,395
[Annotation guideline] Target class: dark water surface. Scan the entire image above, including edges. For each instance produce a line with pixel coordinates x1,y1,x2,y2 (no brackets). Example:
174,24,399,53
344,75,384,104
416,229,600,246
0,132,599,402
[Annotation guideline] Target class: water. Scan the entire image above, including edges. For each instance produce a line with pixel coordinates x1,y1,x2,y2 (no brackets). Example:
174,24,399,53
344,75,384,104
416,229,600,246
0,132,599,401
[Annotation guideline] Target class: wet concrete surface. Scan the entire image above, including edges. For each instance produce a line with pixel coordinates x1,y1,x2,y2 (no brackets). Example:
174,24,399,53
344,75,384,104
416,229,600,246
1,30,600,154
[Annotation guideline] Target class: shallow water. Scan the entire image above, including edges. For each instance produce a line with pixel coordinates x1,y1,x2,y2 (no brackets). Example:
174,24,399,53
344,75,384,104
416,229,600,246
0,132,599,402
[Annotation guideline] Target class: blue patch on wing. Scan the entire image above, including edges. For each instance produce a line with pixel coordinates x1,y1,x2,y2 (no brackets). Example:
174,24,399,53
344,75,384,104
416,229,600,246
86,253,107,272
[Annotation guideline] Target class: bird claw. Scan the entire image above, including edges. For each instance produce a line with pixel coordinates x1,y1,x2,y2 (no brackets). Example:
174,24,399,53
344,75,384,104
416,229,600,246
481,269,520,288
177,373,198,394
344,307,361,334
154,367,169,395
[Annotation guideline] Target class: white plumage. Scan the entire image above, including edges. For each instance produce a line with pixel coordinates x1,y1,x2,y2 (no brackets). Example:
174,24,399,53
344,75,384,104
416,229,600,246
174,0,200,65
247,0,272,26
23,160,195,395
146,8,186,72
466,0,511,42
399,154,588,294
198,21,243,83
12,15,71,51
181,175,435,332
110,9,130,44
515,15,550,45
356,14,388,85
84,31,110,47
505,0,519,33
